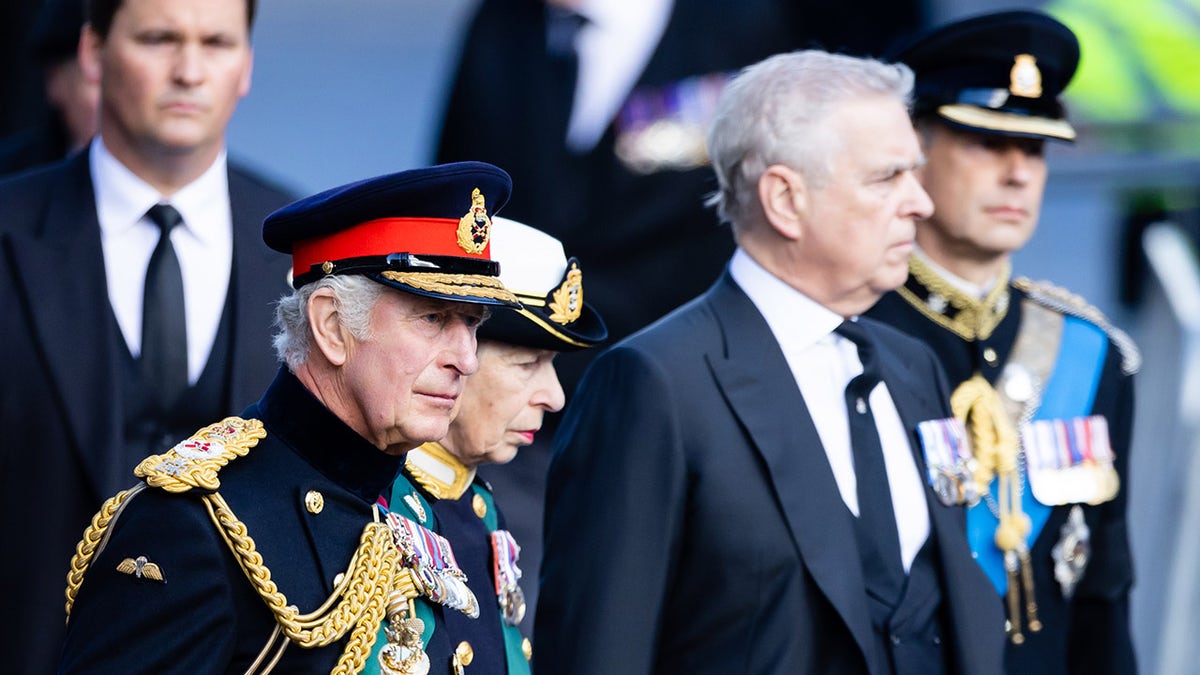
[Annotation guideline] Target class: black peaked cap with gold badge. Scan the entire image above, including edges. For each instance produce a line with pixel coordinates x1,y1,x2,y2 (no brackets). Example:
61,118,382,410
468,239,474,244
479,216,607,351
263,161,519,307
891,9,1080,142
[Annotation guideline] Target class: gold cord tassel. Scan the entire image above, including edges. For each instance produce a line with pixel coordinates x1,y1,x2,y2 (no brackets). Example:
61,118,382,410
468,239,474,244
952,375,1041,644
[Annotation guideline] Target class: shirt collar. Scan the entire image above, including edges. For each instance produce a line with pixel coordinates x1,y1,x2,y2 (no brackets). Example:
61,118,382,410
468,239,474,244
728,247,844,349
91,136,229,244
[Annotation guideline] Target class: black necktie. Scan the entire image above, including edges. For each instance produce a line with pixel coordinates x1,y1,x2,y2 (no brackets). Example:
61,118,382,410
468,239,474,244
142,204,188,413
835,320,906,608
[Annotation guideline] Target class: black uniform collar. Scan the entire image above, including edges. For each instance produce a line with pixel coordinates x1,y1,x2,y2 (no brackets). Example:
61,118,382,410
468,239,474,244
256,367,403,504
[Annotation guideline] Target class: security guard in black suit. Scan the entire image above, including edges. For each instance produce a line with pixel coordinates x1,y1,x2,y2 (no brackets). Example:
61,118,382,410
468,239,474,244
60,162,522,673
867,11,1139,674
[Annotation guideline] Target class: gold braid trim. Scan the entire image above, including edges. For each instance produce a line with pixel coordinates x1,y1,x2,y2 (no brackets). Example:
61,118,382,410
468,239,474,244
134,417,267,493
201,492,399,673
898,257,1011,340
950,375,1039,643
64,484,146,619
380,271,518,305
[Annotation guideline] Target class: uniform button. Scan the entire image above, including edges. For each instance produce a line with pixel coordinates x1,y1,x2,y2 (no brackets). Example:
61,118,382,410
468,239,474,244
891,635,902,646
333,572,345,587
933,635,942,645
456,640,475,665
305,490,324,514
983,347,999,366
522,637,533,661
472,494,488,518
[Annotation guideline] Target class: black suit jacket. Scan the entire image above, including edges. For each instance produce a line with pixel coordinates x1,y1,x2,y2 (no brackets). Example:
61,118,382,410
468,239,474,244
0,149,294,674
535,272,1004,674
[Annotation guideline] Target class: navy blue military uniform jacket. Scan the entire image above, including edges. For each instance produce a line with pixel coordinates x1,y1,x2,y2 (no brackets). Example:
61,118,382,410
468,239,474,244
868,274,1137,675
60,369,404,673
535,272,1005,674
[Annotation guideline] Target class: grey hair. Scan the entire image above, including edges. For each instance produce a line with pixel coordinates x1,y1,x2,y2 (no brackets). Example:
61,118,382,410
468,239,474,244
705,50,915,229
273,275,385,370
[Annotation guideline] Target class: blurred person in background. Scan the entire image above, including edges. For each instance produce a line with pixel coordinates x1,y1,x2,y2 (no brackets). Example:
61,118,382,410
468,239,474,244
0,0,99,176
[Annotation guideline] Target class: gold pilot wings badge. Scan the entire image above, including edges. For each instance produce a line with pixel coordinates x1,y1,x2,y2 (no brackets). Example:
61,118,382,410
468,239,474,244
116,555,165,582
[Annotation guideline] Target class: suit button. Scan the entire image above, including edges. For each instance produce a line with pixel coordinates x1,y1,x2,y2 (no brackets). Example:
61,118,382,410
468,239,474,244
305,490,324,514
891,635,902,645
933,635,942,645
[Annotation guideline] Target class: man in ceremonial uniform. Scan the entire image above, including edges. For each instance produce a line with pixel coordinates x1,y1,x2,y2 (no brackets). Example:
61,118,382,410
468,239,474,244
867,11,1139,674
537,49,1004,674
383,217,606,673
60,162,520,672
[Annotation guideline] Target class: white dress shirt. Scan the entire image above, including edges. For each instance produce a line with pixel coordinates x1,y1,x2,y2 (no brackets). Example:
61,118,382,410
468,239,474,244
729,248,931,570
92,137,234,384
565,0,673,153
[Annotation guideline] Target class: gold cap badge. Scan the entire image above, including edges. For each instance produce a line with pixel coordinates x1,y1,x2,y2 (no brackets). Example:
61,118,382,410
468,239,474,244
1009,54,1042,98
547,262,583,325
457,187,491,254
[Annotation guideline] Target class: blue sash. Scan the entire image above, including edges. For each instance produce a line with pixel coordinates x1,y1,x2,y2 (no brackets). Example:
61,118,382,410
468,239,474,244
968,315,1108,594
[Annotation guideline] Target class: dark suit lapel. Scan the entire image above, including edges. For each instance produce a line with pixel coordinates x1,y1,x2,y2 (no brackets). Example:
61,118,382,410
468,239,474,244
225,168,290,411
703,273,875,664
7,154,122,498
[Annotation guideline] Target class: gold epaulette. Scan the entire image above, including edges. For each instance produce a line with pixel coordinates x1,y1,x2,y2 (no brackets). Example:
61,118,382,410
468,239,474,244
66,415,403,674
135,416,267,493
1014,277,1141,375
65,417,267,618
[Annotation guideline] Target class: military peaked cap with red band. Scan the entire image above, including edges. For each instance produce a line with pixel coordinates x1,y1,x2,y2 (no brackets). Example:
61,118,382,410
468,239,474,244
262,161,519,307
892,10,1080,142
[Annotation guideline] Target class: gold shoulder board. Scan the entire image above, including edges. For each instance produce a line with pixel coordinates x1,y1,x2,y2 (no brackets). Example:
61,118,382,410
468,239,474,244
1014,277,1141,375
135,417,267,493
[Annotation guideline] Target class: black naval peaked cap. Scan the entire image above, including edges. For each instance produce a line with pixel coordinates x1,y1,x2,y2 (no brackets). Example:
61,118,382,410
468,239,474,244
263,161,520,307
891,9,1080,142
479,217,608,352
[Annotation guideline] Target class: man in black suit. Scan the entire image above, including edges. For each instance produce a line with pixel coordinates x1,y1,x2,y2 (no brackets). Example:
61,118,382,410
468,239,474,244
0,0,293,671
536,50,1004,674
867,11,1138,673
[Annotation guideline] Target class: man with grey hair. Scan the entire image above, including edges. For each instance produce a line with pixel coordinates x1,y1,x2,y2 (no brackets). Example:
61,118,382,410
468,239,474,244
61,162,521,672
536,50,1004,674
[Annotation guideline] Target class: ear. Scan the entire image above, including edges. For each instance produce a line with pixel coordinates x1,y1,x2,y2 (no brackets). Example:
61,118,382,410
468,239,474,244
307,287,352,367
238,47,254,99
77,24,102,86
757,164,806,241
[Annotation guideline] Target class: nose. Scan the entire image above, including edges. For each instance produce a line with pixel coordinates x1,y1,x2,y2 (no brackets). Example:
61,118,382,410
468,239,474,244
172,43,205,87
532,360,566,413
904,172,934,221
1002,147,1037,186
443,322,480,376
